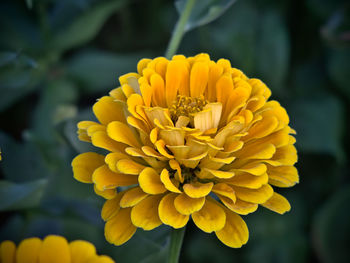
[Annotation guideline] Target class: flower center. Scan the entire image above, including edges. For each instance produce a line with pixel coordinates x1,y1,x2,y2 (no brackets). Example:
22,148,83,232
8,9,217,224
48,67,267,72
169,95,208,122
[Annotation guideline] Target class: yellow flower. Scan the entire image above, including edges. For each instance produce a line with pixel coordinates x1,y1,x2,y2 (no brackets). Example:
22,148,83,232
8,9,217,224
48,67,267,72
0,235,115,263
72,53,298,248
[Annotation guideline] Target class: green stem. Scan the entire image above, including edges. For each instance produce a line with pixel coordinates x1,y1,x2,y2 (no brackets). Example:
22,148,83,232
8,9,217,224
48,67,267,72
165,0,197,59
168,227,186,263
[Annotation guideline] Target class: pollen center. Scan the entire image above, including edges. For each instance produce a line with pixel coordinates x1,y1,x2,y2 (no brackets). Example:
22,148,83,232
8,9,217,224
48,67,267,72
169,95,208,122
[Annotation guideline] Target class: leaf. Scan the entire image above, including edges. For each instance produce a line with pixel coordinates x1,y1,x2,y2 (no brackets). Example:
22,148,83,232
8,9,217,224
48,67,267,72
288,95,345,160
175,0,236,32
0,179,48,211
0,52,42,111
0,132,49,182
66,49,147,93
328,48,350,100
245,193,308,263
51,0,127,51
105,226,171,263
0,51,18,67
0,3,43,52
312,185,350,263
255,11,290,94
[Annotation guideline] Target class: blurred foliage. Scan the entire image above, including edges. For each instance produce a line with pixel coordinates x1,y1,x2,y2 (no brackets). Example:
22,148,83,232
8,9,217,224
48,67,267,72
0,0,349,262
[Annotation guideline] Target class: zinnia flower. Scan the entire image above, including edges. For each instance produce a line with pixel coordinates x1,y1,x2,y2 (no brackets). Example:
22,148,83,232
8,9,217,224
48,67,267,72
72,53,298,248
0,235,114,263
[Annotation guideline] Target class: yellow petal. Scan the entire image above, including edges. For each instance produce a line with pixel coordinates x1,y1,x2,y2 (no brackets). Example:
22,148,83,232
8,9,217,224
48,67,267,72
165,60,186,106
243,116,278,141
226,173,268,189
220,197,258,215
94,185,117,200
235,142,276,160
158,193,189,228
212,183,236,202
93,165,138,190
119,73,140,94
105,152,129,173
190,62,209,97
91,131,126,152
116,159,145,175
72,152,105,183
138,167,167,194
17,237,42,263
93,96,126,125
39,235,70,263
105,208,136,246
155,140,174,159
0,241,16,263
262,192,291,214
69,240,96,263
150,73,166,107
231,163,267,176
144,107,172,127
183,181,213,198
131,195,163,230
215,209,249,248
140,83,152,107
192,197,226,233
159,129,185,146
87,255,115,263
160,169,181,193
202,168,234,179
101,191,124,221
194,109,212,132
120,187,148,208
107,121,140,148
174,193,205,215
204,102,222,129
233,184,274,204
268,165,299,187
207,63,223,101
109,87,126,101
137,58,152,74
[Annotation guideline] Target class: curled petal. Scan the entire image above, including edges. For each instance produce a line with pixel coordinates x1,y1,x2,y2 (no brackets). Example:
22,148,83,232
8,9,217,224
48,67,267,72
183,181,213,198
131,195,163,230
192,197,226,233
105,208,136,246
262,192,291,214
174,193,205,215
158,193,189,228
138,167,167,194
72,152,105,183
215,209,249,248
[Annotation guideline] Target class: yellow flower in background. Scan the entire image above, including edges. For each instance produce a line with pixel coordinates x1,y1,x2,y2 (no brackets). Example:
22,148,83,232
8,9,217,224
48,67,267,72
0,235,114,263
72,53,298,248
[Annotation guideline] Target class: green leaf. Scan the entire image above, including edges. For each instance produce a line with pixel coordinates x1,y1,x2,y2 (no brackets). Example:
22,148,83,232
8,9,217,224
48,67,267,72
328,48,350,100
51,0,127,51
106,227,171,263
288,95,345,160
0,52,43,111
313,185,350,263
0,132,49,182
0,179,48,211
175,0,236,32
0,3,43,52
255,11,290,94
66,49,146,93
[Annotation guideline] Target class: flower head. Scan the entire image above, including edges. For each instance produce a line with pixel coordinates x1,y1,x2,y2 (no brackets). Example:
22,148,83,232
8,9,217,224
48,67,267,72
0,235,114,263
72,53,298,248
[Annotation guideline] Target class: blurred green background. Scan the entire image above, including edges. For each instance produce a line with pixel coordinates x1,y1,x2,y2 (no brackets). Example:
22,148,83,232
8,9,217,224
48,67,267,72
0,0,349,262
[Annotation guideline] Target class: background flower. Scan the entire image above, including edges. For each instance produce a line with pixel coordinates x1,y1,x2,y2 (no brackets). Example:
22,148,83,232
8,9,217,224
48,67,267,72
0,235,114,263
